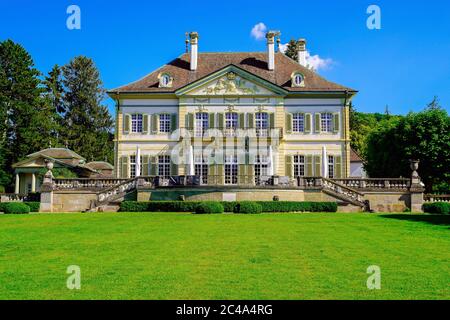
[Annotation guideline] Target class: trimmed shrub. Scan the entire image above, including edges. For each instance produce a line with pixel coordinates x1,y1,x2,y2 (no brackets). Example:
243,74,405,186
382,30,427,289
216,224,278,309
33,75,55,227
3,202,30,214
120,200,338,213
423,202,450,214
0,185,5,193
234,201,262,214
24,202,40,212
195,202,224,214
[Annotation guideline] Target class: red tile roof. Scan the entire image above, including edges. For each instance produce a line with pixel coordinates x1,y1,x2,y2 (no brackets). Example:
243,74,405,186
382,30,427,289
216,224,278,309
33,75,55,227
350,148,363,162
108,52,356,94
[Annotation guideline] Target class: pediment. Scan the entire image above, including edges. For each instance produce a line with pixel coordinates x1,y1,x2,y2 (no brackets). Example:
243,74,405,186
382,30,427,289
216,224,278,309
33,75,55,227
175,65,287,97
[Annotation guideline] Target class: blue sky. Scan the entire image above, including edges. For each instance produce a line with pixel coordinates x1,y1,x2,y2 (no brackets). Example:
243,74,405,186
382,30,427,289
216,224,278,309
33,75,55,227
1,0,449,115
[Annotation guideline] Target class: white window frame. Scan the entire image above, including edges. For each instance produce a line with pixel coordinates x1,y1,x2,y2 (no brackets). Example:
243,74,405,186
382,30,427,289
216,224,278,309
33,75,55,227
158,155,171,178
293,155,305,177
131,114,143,133
159,114,171,133
194,154,208,185
293,113,305,133
225,154,238,185
225,112,238,137
328,155,335,179
195,113,208,137
321,113,333,133
255,112,269,137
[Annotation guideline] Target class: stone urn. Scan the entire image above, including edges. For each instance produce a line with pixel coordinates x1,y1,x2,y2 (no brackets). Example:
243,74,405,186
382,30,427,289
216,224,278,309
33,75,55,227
43,160,54,184
409,160,420,178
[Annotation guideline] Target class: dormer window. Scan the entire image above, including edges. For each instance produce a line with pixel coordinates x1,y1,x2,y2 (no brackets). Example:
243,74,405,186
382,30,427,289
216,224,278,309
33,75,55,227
158,73,173,88
291,72,305,87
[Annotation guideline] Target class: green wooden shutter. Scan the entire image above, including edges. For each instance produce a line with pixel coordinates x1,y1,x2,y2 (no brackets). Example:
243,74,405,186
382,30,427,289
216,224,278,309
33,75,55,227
170,157,177,176
186,113,194,130
149,156,157,175
315,113,321,133
285,155,293,177
208,113,215,129
269,113,275,129
143,114,149,134
286,113,293,134
218,113,225,130
171,114,177,133
151,114,158,134
208,164,216,185
239,113,245,129
248,113,254,128
305,113,311,133
306,155,313,176
333,113,340,133
335,155,342,178
123,114,130,134
314,155,321,177
238,164,247,184
142,155,149,176
120,155,129,178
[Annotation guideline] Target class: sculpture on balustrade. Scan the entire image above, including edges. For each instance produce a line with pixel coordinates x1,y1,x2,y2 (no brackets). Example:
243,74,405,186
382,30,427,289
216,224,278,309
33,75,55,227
41,160,55,192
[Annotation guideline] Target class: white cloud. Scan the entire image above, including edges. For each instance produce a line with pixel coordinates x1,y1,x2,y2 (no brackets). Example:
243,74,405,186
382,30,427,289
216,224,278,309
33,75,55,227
279,42,333,72
250,22,267,40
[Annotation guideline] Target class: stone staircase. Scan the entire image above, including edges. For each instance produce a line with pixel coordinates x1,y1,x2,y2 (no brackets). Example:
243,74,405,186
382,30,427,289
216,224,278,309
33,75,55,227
321,178,366,208
86,178,139,212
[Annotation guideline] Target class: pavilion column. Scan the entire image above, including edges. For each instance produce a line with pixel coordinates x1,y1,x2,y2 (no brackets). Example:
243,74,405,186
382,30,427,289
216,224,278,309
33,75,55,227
31,173,36,193
15,173,20,194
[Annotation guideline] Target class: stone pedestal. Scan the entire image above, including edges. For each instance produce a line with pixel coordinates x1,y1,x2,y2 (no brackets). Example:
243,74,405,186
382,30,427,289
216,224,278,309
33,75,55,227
410,186,425,213
39,183,54,212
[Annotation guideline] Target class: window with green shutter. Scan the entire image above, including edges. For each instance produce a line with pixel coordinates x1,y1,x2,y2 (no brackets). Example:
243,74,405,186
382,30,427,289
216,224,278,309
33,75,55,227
314,155,321,177
151,114,158,134
333,113,340,133
248,113,254,128
186,113,194,130
208,113,215,129
285,155,293,177
314,113,321,133
149,156,157,175
143,114,149,134
218,113,225,130
239,113,245,129
123,114,131,134
269,113,275,129
120,155,129,178
286,113,293,134
171,114,178,132
335,155,342,178
305,113,312,133
142,155,149,176
306,155,313,176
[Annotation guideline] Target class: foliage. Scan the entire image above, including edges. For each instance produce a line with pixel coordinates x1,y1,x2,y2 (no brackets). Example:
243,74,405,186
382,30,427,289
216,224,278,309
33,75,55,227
2,202,30,214
364,101,450,191
233,201,262,214
194,202,224,214
61,56,114,163
423,202,450,215
283,39,299,61
0,185,4,193
23,202,40,212
120,201,338,213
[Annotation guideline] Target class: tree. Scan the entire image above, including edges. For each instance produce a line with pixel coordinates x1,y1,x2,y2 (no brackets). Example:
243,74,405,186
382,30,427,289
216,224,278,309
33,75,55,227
0,40,58,188
283,39,298,61
61,56,114,163
364,100,450,192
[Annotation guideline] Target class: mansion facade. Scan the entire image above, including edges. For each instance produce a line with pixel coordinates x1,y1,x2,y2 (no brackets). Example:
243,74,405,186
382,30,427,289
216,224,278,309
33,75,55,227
108,32,357,185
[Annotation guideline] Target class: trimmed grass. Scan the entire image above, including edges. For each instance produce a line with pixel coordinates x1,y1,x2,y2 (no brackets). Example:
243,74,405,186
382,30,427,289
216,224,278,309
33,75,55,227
0,212,449,300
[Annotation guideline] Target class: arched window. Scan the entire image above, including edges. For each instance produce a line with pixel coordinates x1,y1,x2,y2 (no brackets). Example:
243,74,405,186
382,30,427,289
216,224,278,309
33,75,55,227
291,72,305,87
158,73,172,88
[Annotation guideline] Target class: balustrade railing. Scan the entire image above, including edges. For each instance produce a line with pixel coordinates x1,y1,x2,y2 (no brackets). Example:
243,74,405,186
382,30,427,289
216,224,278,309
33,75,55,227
53,178,129,191
424,194,450,203
331,178,411,191
321,178,365,205
0,193,29,202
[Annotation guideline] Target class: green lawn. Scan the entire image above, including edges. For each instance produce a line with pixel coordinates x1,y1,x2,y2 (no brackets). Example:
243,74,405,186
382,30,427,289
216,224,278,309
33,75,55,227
0,212,449,300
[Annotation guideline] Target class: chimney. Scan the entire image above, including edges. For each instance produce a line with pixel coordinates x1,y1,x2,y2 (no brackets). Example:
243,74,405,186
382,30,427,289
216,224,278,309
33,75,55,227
266,31,277,71
189,32,199,71
297,38,307,67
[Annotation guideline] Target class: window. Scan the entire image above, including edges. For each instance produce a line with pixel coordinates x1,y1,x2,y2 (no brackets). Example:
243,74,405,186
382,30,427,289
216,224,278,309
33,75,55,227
131,114,143,133
255,112,268,137
255,154,269,178
294,155,305,177
321,113,333,132
294,74,303,86
195,113,208,137
328,156,335,179
129,155,143,178
158,155,171,178
194,154,208,184
159,114,171,133
293,113,305,133
225,154,238,185
159,73,172,88
225,112,238,137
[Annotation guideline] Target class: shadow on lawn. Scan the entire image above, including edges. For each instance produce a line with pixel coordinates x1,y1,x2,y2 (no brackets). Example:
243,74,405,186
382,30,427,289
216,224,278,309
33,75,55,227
379,214,450,227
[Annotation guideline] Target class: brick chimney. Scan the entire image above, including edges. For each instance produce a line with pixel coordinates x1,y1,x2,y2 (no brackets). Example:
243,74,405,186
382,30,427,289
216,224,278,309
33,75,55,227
189,32,199,71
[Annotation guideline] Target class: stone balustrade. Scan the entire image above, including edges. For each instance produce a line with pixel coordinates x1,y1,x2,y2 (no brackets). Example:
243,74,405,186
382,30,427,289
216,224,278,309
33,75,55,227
53,178,129,191
331,178,411,191
424,194,450,203
0,193,29,202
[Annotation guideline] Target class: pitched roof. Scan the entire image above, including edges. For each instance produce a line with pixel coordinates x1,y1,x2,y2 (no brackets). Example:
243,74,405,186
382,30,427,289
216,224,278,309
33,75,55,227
27,148,85,160
108,52,356,94
84,161,114,171
350,148,363,162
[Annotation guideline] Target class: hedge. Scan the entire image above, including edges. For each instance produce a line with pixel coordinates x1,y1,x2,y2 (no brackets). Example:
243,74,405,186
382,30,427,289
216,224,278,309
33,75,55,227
0,202,40,213
423,202,450,214
120,201,338,213
2,202,30,214
195,202,224,214
234,201,262,214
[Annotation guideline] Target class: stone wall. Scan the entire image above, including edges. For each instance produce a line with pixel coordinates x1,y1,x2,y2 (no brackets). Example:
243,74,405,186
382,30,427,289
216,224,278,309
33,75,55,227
364,192,410,213
52,191,97,212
